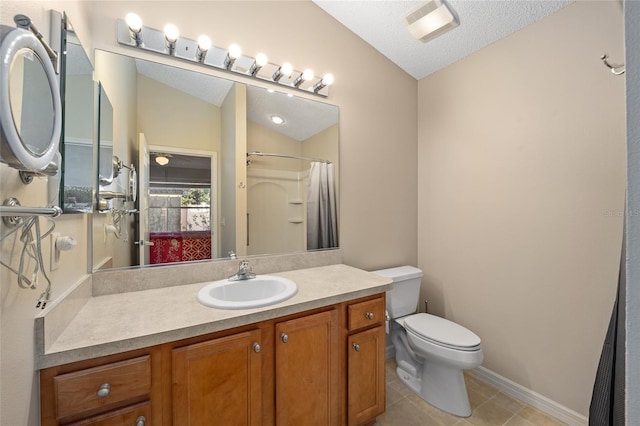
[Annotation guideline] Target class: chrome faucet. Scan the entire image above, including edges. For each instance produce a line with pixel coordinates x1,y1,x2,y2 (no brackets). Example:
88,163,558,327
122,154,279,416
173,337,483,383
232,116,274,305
229,260,256,281
228,250,237,259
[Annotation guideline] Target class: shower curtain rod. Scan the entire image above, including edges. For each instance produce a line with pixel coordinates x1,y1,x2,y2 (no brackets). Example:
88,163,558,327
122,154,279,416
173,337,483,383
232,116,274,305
247,151,332,164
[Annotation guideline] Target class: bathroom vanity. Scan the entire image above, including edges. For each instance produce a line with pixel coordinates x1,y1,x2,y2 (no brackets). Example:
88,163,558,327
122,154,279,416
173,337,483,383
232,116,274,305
37,264,391,426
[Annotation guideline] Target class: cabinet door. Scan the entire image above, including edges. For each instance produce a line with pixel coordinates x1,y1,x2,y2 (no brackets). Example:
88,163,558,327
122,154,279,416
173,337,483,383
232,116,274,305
275,310,339,426
347,326,386,426
172,329,262,426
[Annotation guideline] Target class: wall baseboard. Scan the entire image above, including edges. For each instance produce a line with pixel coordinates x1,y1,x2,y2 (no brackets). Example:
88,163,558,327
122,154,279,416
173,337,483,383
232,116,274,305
386,345,587,425
468,367,588,426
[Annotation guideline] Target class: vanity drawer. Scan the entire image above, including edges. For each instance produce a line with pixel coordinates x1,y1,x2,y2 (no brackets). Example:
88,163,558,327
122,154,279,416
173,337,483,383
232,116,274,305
53,355,151,419
64,401,151,426
348,296,385,331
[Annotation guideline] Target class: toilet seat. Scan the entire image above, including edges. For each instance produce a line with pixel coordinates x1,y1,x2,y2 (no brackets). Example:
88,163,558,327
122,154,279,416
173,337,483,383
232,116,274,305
403,313,481,351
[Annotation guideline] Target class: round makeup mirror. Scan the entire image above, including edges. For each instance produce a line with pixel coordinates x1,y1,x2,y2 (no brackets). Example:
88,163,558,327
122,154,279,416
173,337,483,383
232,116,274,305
0,26,61,172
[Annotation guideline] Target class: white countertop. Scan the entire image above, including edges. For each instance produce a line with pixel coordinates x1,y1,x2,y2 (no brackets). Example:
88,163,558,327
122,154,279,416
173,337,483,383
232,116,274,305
37,264,392,369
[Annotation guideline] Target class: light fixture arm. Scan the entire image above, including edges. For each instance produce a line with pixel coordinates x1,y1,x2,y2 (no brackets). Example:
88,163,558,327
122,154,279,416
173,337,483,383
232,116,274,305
14,14,59,73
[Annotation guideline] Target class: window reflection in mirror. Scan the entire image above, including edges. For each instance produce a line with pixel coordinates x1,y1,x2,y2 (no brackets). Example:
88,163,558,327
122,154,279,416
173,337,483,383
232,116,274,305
60,20,95,213
91,50,338,271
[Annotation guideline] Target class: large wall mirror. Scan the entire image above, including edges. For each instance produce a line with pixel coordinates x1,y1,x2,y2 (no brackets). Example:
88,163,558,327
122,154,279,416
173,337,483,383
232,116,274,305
90,50,339,271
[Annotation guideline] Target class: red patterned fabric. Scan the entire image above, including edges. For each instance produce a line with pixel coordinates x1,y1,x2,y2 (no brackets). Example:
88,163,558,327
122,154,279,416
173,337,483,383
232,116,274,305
149,231,212,264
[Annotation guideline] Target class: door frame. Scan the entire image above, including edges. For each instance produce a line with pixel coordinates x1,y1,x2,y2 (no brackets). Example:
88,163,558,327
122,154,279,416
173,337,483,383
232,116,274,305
147,145,219,260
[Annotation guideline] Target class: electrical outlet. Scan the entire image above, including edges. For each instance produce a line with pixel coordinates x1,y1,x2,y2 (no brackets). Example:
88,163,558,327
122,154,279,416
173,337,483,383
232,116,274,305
50,232,61,271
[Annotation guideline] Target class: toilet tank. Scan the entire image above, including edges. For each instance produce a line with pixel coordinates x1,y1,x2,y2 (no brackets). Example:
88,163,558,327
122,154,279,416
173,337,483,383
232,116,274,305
371,266,423,318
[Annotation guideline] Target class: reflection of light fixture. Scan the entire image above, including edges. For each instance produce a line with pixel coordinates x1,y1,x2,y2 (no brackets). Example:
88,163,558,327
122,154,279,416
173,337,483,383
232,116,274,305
293,69,313,87
313,73,334,93
164,24,179,55
125,13,143,46
272,62,293,82
404,0,459,43
196,35,211,63
271,115,284,125
224,44,241,70
249,53,268,77
155,154,170,166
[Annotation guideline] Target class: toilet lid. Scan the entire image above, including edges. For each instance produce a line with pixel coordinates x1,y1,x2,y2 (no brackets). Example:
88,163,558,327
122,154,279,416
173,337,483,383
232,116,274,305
404,313,481,351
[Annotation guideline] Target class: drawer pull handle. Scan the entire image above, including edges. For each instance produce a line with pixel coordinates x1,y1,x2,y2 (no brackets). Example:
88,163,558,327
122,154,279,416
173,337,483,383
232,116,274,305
253,342,261,353
281,333,288,343
97,383,111,398
136,416,146,426
353,343,361,352
365,312,375,320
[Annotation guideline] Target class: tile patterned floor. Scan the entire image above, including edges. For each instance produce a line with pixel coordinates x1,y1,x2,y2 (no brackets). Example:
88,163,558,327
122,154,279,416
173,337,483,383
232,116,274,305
375,359,567,426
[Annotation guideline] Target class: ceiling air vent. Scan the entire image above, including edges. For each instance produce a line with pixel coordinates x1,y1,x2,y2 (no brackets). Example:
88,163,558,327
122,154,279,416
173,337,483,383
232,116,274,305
404,0,459,43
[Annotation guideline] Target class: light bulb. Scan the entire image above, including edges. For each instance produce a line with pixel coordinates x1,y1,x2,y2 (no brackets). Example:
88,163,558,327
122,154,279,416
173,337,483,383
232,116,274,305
302,69,314,81
155,155,169,166
281,62,293,76
125,13,142,31
322,73,334,86
313,72,335,93
256,53,268,67
164,24,179,42
197,35,212,51
294,68,314,87
228,44,242,59
271,115,284,125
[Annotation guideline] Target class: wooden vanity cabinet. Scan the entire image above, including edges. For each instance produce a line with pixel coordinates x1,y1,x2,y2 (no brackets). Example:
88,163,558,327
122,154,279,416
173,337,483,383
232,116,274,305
40,294,386,426
345,295,386,426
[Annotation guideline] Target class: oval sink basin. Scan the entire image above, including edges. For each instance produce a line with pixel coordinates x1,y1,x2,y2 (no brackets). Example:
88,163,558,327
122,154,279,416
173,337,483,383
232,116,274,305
197,275,297,309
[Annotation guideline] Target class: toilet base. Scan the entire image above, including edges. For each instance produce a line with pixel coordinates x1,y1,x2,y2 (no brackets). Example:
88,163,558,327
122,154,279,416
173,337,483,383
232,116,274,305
397,361,472,417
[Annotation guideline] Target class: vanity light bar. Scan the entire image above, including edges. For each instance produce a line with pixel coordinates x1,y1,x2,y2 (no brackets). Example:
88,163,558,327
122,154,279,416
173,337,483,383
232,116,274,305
115,17,333,97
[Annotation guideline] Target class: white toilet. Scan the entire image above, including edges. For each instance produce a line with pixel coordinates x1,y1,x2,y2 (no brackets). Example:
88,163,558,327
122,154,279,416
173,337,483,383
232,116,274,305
373,266,483,417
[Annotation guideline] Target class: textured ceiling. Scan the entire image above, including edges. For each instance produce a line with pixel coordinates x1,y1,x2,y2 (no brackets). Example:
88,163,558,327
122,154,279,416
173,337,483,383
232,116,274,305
313,0,573,80
246,86,339,141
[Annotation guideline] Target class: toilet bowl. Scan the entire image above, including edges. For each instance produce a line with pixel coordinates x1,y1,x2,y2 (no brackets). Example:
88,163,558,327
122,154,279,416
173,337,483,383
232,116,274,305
372,266,483,417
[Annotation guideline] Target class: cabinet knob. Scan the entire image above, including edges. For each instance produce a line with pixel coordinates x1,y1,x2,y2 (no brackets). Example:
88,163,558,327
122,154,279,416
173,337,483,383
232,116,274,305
280,333,288,343
253,342,261,353
96,383,111,398
136,416,146,426
365,312,374,320
352,343,361,352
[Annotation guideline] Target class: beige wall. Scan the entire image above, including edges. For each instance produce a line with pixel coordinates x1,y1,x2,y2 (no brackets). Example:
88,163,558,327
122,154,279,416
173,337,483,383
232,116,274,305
94,50,138,269
417,1,625,416
137,74,222,153
0,2,94,425
247,120,304,171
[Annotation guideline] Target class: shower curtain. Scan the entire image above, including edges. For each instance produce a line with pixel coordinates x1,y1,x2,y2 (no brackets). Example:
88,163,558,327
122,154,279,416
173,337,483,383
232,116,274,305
589,227,625,425
306,161,338,250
